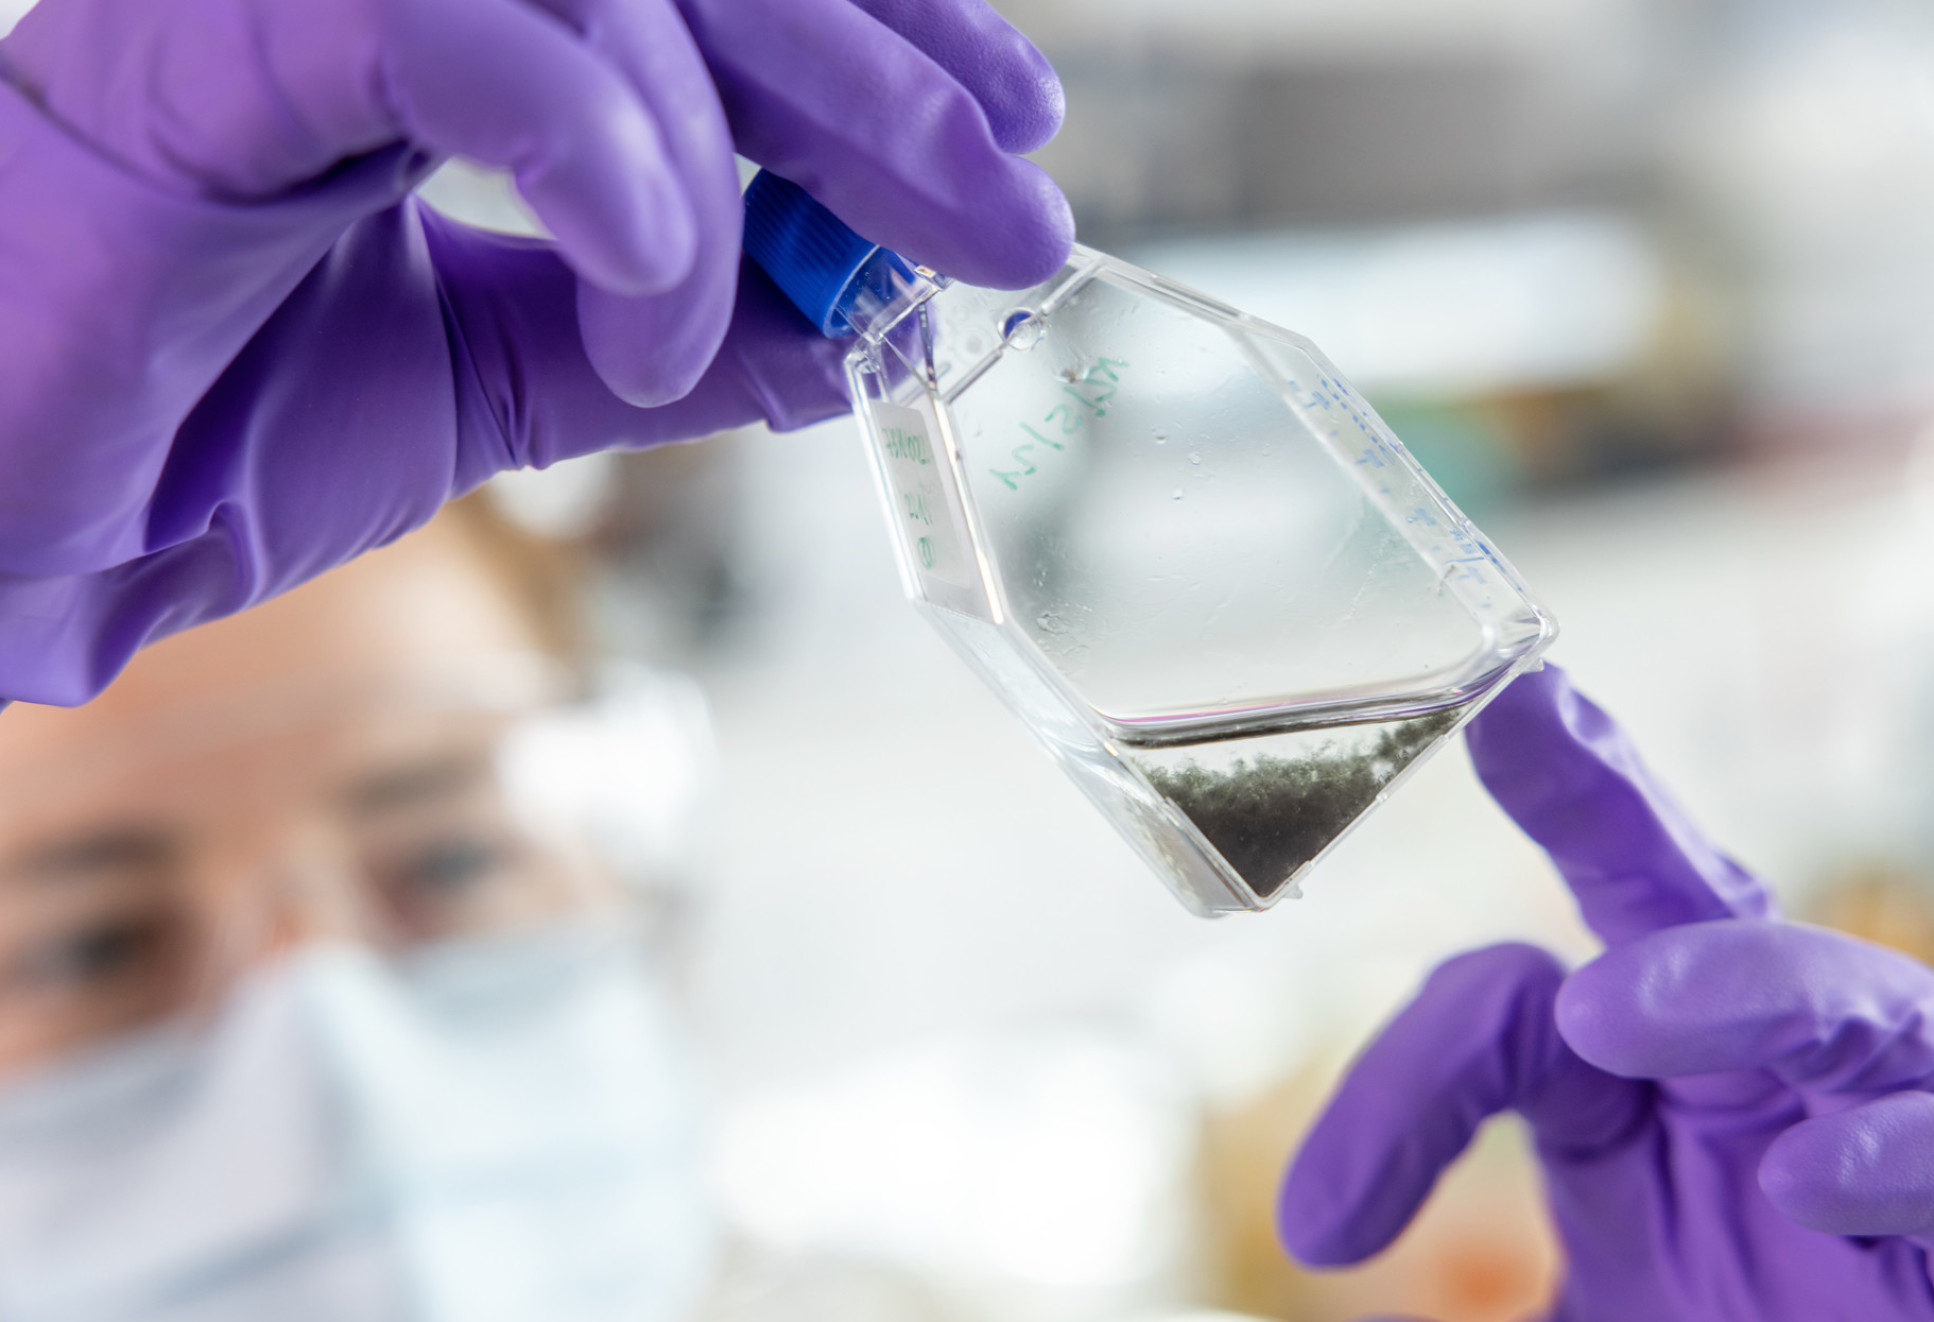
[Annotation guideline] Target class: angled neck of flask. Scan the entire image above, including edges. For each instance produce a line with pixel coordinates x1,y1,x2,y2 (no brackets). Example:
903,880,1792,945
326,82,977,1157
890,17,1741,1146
837,248,944,342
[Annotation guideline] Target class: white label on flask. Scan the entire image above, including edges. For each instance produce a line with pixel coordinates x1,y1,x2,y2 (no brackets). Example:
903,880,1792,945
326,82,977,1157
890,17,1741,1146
874,402,973,591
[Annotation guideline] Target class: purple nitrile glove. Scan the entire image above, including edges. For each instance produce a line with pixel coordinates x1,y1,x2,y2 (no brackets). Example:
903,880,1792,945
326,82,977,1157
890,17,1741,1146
1278,665,1934,1321
0,0,1074,707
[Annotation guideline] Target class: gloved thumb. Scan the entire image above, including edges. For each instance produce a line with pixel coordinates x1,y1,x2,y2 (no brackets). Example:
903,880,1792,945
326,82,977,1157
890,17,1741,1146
1278,944,1639,1266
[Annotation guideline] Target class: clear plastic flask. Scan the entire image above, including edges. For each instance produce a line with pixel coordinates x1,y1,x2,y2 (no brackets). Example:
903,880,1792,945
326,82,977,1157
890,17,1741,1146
743,172,1556,916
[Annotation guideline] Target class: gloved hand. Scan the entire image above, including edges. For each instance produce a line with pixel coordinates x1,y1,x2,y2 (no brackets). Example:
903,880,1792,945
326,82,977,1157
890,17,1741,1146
0,0,1074,706
1279,665,1934,1321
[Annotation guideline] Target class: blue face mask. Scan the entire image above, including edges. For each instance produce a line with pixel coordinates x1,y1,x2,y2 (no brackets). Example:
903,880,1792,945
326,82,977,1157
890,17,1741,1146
0,923,717,1322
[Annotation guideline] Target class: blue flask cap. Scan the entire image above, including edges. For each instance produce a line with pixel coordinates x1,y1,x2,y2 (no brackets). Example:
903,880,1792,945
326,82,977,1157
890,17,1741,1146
742,170,917,338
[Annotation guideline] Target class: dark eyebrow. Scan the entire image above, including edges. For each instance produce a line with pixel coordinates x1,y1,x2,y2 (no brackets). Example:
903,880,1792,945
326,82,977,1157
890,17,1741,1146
342,754,492,818
8,827,176,885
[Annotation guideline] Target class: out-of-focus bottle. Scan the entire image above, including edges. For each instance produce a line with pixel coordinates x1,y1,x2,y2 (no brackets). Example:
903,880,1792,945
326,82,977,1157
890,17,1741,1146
743,171,1555,916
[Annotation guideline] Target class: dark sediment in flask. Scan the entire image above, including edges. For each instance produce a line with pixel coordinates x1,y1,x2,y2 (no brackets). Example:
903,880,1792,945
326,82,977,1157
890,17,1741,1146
1139,707,1464,898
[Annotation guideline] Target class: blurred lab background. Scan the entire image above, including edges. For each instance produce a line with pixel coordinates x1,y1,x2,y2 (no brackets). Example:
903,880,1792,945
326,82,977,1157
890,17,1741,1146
17,0,1934,1318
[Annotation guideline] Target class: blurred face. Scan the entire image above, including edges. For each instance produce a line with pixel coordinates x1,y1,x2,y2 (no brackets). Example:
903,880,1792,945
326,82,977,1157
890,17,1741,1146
0,520,616,1076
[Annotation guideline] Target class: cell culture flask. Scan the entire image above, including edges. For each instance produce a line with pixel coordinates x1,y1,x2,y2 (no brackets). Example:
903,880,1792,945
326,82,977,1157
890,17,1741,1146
744,172,1556,916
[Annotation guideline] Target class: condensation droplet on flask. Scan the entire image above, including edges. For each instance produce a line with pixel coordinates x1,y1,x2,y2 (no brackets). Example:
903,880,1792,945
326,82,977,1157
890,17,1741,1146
1153,430,1169,444
1188,451,1202,465
1171,489,1185,501
1002,310,1045,350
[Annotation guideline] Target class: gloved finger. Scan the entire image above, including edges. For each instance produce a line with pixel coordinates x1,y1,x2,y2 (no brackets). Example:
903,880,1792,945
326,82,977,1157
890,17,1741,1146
845,0,1066,153
1557,920,1934,1093
522,0,744,406
1278,943,1644,1267
421,211,846,475
1467,665,1773,946
387,0,697,297
1759,1092,1934,1237
677,0,1075,290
